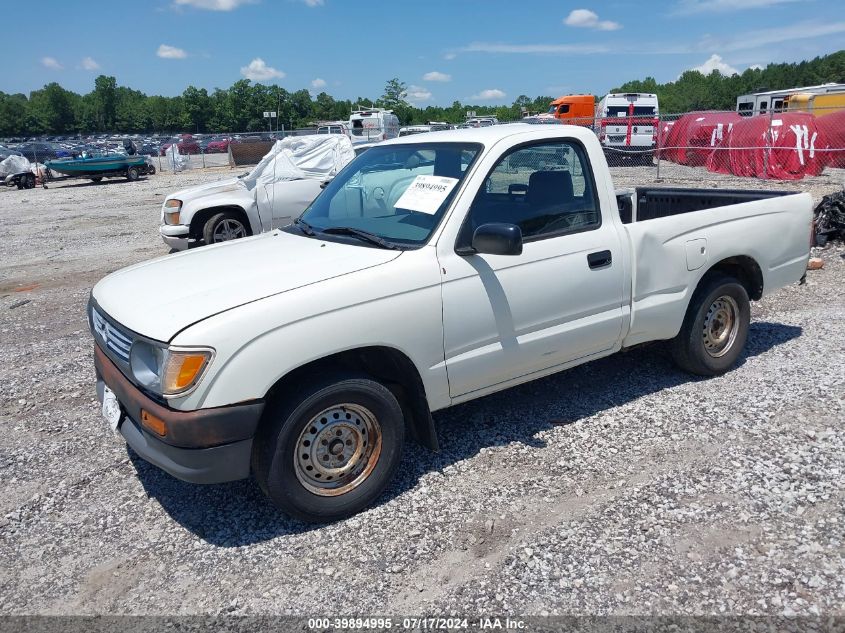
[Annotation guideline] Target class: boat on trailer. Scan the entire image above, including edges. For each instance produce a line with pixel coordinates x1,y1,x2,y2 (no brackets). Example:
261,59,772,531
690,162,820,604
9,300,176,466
45,153,154,183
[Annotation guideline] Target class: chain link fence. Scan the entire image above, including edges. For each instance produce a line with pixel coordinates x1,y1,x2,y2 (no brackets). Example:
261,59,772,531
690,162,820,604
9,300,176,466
150,128,320,174
8,105,845,186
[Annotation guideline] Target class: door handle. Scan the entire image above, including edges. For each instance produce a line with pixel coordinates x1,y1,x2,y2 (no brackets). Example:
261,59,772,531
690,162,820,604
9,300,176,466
587,250,612,269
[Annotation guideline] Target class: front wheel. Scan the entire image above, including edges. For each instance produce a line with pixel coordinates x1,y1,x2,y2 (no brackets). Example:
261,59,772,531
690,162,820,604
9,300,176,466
252,374,405,522
670,274,750,376
126,166,140,181
203,211,249,244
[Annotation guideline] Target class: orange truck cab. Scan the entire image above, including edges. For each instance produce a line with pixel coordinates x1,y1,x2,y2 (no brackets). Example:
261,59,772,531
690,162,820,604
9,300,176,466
548,94,596,125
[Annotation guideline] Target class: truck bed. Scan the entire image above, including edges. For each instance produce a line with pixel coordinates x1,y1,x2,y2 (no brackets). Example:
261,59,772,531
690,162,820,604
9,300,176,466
616,187,794,223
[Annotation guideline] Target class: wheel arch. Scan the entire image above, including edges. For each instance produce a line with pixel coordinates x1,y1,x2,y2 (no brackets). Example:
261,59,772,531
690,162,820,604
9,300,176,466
189,205,252,241
262,346,439,451
700,255,763,301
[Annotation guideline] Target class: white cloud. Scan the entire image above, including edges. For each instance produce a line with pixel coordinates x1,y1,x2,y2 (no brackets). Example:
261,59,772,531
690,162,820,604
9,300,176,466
311,78,327,89
675,0,800,13
461,42,609,54
41,56,62,70
173,0,255,10
302,0,324,5
423,71,451,82
157,44,188,59
698,20,845,52
564,9,621,31
471,89,506,101
689,54,739,76
240,57,285,81
748,64,764,70
407,85,432,102
81,57,100,71
443,52,457,60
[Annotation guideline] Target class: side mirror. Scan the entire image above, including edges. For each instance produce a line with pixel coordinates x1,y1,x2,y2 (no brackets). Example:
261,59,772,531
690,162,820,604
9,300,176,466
470,223,523,256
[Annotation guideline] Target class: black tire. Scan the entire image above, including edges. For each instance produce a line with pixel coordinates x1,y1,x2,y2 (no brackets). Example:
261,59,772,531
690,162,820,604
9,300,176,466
146,164,156,175
126,166,140,181
202,211,249,244
90,176,103,183
252,374,405,522
22,173,36,189
670,274,750,376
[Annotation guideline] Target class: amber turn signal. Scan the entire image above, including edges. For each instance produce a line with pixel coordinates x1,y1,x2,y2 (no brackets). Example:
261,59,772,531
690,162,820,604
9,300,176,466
161,350,212,395
141,410,167,436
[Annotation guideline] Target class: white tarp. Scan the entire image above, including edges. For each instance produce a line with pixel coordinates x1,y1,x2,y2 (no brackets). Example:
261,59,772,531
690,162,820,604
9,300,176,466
0,155,31,177
165,143,190,172
242,135,356,191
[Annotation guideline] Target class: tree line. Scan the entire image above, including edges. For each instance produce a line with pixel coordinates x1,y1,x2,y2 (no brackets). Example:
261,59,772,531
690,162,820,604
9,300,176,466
2,50,843,137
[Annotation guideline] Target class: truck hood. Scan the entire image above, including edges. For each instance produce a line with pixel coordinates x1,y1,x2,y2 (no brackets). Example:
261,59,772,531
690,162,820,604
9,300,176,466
92,231,401,342
166,177,247,204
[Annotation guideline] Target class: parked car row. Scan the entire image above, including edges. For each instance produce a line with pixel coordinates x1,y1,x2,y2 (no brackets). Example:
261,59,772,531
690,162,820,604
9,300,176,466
0,132,286,162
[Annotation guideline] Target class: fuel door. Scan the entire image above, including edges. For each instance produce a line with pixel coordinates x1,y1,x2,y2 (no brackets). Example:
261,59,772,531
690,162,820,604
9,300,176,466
685,238,708,271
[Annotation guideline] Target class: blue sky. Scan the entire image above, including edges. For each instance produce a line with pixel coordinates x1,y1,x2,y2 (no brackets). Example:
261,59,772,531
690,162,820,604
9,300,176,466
4,0,843,105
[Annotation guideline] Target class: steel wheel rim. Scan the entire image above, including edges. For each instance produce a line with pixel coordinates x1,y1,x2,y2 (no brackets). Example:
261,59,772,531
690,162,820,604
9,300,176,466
213,219,246,242
294,404,382,497
702,294,740,358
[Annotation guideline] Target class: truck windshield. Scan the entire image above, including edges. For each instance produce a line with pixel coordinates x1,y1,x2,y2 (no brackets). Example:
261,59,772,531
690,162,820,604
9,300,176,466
606,105,657,117
297,142,482,247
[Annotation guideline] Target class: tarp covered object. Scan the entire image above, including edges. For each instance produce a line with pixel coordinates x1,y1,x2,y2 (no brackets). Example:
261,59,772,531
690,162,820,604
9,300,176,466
659,111,743,166
242,135,355,191
0,154,31,177
814,110,845,168
706,112,827,180
165,143,190,172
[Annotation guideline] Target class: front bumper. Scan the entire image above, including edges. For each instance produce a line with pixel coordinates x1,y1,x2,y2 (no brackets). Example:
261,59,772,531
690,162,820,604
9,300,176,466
159,224,191,251
94,344,263,484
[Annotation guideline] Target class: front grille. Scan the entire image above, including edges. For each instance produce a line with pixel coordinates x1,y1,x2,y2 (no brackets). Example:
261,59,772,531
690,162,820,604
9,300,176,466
91,307,133,362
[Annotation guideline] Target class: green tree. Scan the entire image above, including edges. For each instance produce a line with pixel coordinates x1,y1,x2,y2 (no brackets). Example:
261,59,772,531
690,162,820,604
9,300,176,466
181,86,212,132
27,83,77,133
380,78,409,110
0,93,28,136
92,75,117,130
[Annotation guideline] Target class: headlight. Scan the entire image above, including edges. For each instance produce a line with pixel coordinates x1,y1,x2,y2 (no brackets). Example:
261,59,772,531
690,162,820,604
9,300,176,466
130,340,213,397
163,199,182,225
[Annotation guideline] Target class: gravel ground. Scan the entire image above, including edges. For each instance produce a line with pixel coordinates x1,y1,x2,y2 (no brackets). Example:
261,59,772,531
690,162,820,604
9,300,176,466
0,165,843,617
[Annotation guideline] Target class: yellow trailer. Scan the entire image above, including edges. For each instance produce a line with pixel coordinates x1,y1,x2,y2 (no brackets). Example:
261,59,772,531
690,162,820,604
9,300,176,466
786,92,845,117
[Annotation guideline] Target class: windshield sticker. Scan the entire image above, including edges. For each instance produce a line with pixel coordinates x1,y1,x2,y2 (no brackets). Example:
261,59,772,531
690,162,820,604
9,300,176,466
394,175,459,215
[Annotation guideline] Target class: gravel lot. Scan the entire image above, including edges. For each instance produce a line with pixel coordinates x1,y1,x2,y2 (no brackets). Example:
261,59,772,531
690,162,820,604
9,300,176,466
0,163,843,617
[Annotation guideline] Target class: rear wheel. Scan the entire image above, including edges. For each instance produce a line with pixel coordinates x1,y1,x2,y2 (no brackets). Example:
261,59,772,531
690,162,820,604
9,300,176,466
90,176,103,183
126,166,140,181
203,211,249,245
22,173,36,189
252,374,405,522
670,274,750,376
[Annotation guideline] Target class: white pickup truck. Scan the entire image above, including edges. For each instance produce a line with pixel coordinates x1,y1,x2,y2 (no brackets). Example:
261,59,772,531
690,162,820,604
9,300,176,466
159,135,355,250
90,124,812,522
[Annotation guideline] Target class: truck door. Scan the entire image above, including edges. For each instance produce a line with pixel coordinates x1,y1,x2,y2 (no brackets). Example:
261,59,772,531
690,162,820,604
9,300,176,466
256,178,323,230
438,139,625,398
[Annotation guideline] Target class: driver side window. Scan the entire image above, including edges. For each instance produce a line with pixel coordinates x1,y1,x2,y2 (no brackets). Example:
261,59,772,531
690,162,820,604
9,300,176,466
464,140,600,243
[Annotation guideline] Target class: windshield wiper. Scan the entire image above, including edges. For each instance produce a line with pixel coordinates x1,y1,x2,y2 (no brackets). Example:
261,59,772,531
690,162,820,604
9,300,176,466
293,217,316,236
320,226,402,250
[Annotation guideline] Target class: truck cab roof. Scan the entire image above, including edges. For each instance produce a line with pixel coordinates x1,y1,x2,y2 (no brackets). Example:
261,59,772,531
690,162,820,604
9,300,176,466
377,122,594,147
